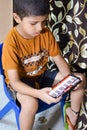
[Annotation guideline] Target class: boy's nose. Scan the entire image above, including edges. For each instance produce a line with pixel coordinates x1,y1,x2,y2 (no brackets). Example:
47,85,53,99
37,23,43,32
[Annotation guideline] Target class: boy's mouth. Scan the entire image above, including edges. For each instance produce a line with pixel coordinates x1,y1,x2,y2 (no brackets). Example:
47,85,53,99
34,32,40,36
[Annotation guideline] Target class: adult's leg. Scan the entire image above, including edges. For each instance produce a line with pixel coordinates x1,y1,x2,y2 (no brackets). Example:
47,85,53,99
17,93,38,130
53,72,86,129
66,73,86,129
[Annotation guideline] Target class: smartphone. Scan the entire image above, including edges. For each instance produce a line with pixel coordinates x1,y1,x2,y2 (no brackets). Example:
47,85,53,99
49,74,81,98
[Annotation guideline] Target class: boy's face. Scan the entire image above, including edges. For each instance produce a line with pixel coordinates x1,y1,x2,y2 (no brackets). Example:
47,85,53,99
14,14,48,39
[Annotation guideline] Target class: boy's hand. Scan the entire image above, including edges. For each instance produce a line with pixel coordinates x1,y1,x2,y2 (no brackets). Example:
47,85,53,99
38,87,62,104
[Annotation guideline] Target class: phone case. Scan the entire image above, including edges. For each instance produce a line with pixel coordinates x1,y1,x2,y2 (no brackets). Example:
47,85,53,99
49,74,81,98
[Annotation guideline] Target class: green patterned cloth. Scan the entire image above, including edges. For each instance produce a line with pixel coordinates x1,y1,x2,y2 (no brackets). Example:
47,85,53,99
48,0,87,74
77,90,87,129
48,0,87,129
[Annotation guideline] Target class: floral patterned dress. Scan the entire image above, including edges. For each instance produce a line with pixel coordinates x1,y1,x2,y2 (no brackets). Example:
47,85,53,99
48,0,87,129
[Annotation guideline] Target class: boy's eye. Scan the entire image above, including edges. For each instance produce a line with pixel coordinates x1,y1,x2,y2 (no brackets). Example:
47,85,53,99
30,20,47,26
31,22,37,25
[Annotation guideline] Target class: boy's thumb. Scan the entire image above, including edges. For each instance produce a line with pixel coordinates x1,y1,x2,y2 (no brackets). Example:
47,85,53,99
46,87,52,92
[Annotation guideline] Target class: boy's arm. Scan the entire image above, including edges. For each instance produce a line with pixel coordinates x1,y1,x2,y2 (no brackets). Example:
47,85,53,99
53,54,71,78
7,69,40,97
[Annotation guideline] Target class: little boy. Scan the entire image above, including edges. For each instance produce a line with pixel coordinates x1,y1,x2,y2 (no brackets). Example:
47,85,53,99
2,0,85,130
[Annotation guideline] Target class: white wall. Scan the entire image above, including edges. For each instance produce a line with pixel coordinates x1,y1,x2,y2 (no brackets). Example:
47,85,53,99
0,0,13,42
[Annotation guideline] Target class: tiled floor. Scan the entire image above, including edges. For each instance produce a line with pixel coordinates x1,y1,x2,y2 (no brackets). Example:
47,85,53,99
0,75,18,130
0,110,18,130
0,75,64,130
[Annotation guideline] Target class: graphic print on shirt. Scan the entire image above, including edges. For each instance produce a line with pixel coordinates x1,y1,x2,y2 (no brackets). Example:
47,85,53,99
20,49,48,76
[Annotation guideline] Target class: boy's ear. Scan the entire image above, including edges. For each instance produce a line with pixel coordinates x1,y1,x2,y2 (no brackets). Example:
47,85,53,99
13,13,21,23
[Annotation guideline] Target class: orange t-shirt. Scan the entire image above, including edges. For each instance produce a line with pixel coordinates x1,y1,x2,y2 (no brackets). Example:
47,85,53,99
2,27,60,85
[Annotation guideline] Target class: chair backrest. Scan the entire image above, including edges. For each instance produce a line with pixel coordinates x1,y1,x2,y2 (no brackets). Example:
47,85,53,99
0,43,16,101
0,43,3,75
0,42,20,130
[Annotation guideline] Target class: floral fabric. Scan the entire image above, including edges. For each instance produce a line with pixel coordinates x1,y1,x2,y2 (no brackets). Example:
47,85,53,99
48,0,87,129
48,0,87,75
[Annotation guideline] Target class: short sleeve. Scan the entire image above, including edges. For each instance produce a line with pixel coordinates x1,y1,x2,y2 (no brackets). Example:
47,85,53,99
2,42,19,70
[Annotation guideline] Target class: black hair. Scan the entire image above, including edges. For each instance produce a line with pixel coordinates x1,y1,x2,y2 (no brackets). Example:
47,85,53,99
13,0,50,19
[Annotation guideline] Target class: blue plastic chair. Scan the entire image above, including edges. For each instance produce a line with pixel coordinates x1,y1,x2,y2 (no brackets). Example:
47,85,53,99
0,43,66,130
0,43,20,129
